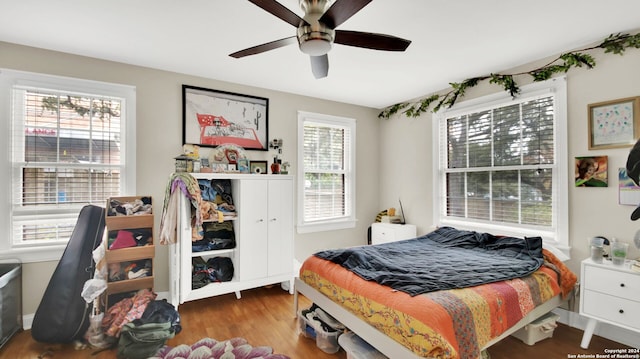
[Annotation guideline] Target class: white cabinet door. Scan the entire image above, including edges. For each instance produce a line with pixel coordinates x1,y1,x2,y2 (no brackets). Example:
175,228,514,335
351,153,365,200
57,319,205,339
267,178,293,277
238,179,269,281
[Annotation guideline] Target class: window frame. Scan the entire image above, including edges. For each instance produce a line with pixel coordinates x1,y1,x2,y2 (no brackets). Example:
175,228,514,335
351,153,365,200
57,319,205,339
296,111,357,233
0,69,136,263
432,77,569,253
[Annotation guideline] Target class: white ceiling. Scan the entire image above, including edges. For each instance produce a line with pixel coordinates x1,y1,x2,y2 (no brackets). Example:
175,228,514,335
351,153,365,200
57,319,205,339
1,0,640,109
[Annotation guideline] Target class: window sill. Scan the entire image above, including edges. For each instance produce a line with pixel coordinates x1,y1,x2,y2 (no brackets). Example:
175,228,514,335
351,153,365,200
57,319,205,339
296,219,357,234
0,245,66,263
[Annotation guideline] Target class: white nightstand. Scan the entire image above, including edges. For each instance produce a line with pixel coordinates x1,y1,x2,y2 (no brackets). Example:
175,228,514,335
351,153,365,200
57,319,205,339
579,258,640,348
370,223,417,245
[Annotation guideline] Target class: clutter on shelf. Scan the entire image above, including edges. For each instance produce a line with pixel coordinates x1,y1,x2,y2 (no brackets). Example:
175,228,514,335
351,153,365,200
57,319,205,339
281,161,290,175
175,143,254,173
108,197,153,217
269,138,289,174
192,256,235,289
208,143,247,173
175,144,201,173
108,259,153,282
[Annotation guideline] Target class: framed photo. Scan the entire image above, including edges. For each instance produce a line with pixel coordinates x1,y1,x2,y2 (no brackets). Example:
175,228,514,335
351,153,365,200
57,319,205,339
182,85,269,150
575,156,608,187
237,159,250,173
213,163,227,173
588,97,640,149
250,160,268,174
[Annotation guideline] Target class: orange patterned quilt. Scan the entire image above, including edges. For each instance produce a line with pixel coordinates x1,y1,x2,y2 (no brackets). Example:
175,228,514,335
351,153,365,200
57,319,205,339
299,249,576,359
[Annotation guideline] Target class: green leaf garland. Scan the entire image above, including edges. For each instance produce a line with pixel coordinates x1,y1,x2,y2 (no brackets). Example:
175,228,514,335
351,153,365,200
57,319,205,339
378,32,640,119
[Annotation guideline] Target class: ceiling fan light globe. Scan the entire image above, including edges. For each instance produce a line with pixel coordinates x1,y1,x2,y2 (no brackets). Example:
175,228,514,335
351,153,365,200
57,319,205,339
299,38,332,56
298,23,334,56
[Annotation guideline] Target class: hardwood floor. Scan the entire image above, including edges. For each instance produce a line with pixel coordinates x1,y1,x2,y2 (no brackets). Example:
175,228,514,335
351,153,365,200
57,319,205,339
0,285,632,358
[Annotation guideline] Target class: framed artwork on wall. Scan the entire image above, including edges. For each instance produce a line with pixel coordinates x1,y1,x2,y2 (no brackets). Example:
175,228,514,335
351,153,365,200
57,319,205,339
588,97,640,150
182,85,269,150
618,167,640,205
575,155,608,187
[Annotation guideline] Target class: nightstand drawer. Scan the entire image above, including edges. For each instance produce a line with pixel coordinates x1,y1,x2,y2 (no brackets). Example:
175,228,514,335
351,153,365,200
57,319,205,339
582,290,640,330
370,223,416,245
371,225,395,244
583,265,640,298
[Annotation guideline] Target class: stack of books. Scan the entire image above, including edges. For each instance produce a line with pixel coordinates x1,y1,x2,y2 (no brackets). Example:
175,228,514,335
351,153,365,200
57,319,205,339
632,259,640,273
380,215,402,224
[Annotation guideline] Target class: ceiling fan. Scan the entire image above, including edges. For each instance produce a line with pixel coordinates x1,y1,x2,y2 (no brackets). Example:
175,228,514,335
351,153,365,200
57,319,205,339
229,0,411,79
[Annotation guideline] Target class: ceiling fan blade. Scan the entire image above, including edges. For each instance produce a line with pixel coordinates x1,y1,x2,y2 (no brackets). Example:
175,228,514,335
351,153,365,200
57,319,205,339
248,0,308,27
319,0,372,29
310,55,328,79
334,30,411,51
229,36,297,58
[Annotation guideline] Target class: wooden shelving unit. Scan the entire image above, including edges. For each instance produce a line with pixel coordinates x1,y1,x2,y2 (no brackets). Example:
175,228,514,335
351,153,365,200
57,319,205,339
104,196,155,307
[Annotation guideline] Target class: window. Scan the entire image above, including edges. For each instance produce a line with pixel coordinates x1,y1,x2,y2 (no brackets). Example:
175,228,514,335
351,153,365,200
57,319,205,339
297,111,356,233
433,77,568,250
0,69,136,262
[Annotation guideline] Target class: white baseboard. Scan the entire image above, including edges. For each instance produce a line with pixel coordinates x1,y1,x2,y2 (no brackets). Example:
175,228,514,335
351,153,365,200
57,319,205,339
22,291,171,331
553,308,638,348
155,291,170,302
22,293,637,348
22,313,34,331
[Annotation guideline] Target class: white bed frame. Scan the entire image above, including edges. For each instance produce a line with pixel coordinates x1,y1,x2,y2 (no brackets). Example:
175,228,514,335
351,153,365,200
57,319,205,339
294,278,563,358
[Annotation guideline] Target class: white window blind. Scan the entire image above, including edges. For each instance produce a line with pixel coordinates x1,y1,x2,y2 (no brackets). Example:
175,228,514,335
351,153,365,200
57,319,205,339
434,78,568,248
1,69,135,256
297,111,356,233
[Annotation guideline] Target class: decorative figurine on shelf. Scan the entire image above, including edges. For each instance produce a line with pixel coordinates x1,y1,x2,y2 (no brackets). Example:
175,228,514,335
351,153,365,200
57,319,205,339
208,144,247,173
281,161,290,175
178,144,201,172
271,159,281,174
183,144,200,159
225,148,238,164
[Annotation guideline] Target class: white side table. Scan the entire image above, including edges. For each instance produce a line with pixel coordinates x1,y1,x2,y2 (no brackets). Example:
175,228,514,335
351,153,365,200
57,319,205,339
579,258,640,348
370,223,417,245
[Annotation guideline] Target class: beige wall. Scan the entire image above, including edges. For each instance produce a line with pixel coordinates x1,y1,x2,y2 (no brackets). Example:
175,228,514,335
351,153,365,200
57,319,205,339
378,46,640,280
4,38,640,318
0,41,380,315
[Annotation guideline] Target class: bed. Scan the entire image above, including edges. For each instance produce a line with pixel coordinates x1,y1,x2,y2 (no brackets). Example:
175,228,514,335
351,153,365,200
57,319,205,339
294,226,577,359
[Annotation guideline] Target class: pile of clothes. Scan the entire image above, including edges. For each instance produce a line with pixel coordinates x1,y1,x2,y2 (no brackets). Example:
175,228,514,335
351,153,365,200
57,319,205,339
191,256,234,289
89,290,182,359
108,228,153,249
108,260,152,282
108,197,153,217
300,303,345,336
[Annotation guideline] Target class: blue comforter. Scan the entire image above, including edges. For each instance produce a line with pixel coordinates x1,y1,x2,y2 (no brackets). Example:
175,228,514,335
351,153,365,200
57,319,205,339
314,226,544,296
